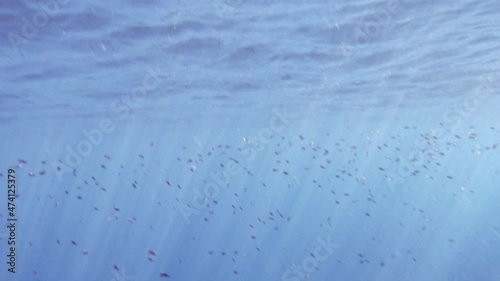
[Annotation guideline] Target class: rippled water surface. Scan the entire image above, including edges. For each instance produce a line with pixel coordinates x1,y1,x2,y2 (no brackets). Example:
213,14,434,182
0,0,499,280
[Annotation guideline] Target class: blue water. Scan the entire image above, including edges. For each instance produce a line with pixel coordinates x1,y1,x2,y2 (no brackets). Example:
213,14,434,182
1,0,500,280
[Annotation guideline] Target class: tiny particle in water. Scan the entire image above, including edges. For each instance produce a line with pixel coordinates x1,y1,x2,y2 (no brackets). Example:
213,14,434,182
149,249,156,256
160,272,170,278
71,240,77,246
